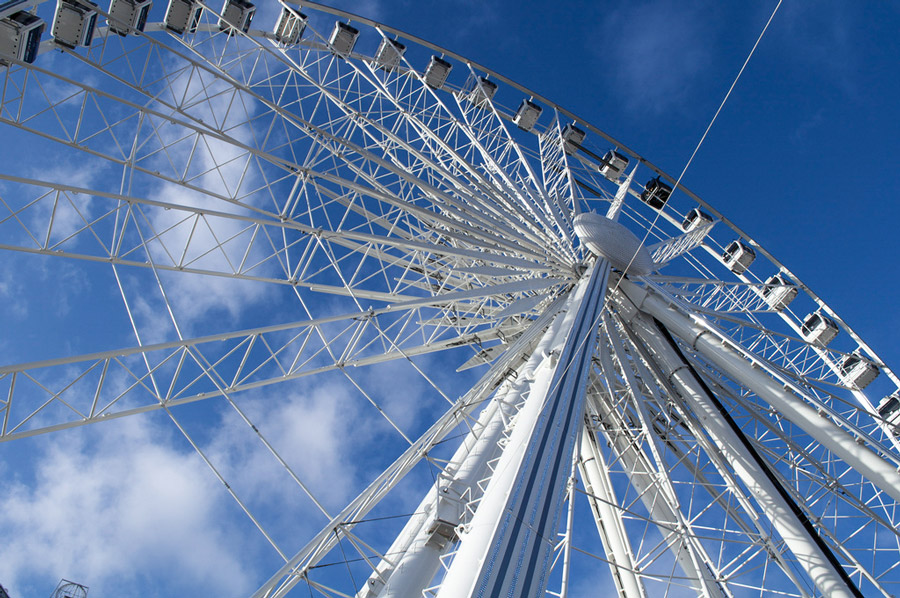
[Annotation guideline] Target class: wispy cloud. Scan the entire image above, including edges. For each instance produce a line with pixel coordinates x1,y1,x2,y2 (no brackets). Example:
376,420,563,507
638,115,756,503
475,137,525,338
770,2,859,98
207,380,367,511
593,1,716,115
0,417,253,597
0,369,411,595
23,162,101,247
119,56,281,341
0,261,28,320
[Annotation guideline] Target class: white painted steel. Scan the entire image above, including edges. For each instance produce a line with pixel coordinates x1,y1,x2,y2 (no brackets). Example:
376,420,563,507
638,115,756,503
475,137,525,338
1,2,899,597
577,427,647,598
371,346,544,597
626,311,858,598
584,374,728,598
436,261,609,598
619,278,900,505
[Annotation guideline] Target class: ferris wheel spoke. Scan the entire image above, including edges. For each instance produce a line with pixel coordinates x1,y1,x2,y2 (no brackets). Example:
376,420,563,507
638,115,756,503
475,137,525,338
538,114,581,216
168,26,560,261
452,70,540,197
0,172,567,305
351,40,560,255
377,65,565,251
304,156,554,263
0,298,542,442
0,62,302,213
692,360,900,536
632,278,899,450
576,425,647,598
669,309,883,437
623,313,864,597
614,278,900,594
5,50,511,257
676,345,899,594
645,223,716,266
449,76,574,260
644,276,870,391
645,275,796,314
617,319,846,595
704,320,899,460
7,19,575,280
657,324,900,546
348,45,564,255
618,278,900,496
617,320,807,596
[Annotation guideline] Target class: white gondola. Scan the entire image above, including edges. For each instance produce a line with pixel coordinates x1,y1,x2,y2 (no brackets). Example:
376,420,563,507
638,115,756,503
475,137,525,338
468,76,497,108
762,273,797,311
723,239,755,274
218,0,254,34
877,393,900,435
328,21,358,56
51,0,98,48
375,37,405,71
800,311,839,346
164,0,200,35
641,176,672,209
682,208,713,231
273,6,305,44
599,150,628,180
513,99,542,132
108,0,151,36
840,352,879,389
424,55,451,89
0,8,44,64
561,123,584,155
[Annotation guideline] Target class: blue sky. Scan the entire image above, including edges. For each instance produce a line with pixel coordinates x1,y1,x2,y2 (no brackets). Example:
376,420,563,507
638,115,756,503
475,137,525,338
1,1,899,596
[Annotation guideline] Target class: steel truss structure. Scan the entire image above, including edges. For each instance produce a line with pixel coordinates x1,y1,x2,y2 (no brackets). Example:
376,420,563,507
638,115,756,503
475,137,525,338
1,1,899,597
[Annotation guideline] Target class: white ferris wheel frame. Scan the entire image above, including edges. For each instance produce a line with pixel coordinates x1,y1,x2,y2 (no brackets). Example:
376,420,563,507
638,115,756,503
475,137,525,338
0,1,899,597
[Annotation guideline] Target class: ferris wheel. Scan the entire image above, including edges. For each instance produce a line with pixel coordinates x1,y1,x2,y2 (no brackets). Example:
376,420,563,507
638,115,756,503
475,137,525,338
1,1,899,597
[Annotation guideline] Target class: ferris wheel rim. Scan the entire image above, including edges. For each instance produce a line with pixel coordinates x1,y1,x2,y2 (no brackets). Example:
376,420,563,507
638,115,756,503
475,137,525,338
2,2,899,596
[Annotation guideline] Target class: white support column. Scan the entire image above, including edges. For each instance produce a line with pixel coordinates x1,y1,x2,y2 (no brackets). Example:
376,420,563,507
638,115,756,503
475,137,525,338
624,309,861,598
578,424,647,598
584,384,727,598
435,260,610,598
361,313,569,597
618,278,900,505
615,318,815,598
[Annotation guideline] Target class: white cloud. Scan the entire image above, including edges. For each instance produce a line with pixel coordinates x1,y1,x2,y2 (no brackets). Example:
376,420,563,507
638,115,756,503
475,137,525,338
0,417,254,597
595,1,715,115
121,56,280,337
208,380,366,511
0,370,398,596
356,358,432,431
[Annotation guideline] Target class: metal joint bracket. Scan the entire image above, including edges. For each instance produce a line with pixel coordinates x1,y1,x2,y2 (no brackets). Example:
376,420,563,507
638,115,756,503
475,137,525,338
691,329,714,352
